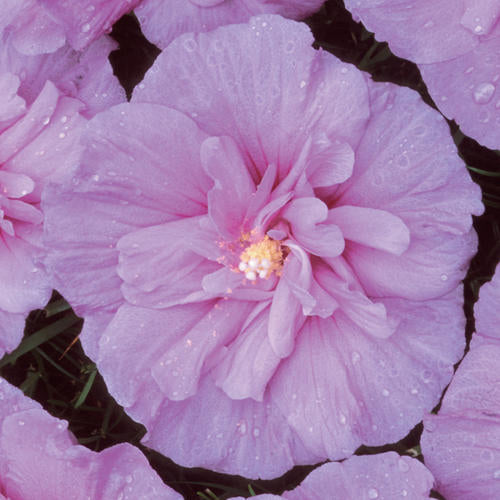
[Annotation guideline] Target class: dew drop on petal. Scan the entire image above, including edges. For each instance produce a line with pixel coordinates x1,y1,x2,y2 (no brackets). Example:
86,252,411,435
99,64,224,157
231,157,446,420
493,469,500,479
473,83,496,104
368,488,379,499
398,458,410,472
81,23,91,33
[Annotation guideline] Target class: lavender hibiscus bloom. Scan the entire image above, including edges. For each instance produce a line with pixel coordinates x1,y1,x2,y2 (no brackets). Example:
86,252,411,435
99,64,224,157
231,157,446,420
231,452,433,499
343,0,500,150
44,16,482,478
421,264,500,499
0,377,181,499
135,0,325,49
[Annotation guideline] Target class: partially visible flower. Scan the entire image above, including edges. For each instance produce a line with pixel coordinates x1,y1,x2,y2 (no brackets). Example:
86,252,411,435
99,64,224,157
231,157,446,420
0,377,181,499
421,264,500,499
343,0,500,150
44,16,482,478
1,0,140,55
135,0,325,49
1,9,126,118
0,72,86,357
231,452,433,499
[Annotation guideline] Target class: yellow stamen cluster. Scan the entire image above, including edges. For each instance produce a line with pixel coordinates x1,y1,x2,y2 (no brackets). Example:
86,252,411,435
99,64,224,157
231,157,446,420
238,235,283,281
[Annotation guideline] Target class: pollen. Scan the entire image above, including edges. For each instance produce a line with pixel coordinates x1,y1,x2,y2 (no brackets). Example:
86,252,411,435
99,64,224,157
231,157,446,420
238,235,283,281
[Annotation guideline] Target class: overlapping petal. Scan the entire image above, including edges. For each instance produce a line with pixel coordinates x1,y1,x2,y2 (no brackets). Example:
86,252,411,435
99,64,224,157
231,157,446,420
231,452,433,499
135,0,325,50
0,72,87,356
0,377,181,499
421,266,500,499
344,0,500,149
1,0,140,54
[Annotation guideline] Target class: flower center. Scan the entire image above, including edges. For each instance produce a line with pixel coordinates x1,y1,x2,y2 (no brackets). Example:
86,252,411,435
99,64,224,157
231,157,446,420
238,235,283,281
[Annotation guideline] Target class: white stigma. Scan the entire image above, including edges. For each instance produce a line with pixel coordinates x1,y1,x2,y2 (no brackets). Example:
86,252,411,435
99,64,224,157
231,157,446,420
245,270,257,281
248,258,259,269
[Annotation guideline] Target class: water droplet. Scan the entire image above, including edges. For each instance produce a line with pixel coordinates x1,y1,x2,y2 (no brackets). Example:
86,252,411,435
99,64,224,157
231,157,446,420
382,389,390,397
473,83,496,104
81,23,91,33
493,469,500,479
402,490,408,497
352,351,361,363
411,388,419,395
425,419,437,432
18,420,25,426
253,428,260,437
339,414,347,425
421,370,432,383
91,174,100,182
398,458,410,472
397,153,410,168
299,80,306,88
423,20,434,28
238,421,247,435
42,117,50,125
59,132,66,139
183,38,196,52
125,475,133,484
368,488,379,499
465,66,474,74
440,274,448,281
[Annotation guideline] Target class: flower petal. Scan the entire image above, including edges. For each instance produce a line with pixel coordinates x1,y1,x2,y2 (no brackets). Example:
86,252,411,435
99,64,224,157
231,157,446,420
328,205,410,256
282,453,433,499
201,135,255,239
338,83,482,300
141,378,318,479
133,15,370,179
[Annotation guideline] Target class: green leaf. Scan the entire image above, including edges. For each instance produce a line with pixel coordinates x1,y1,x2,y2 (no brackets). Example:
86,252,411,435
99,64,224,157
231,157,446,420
74,368,97,409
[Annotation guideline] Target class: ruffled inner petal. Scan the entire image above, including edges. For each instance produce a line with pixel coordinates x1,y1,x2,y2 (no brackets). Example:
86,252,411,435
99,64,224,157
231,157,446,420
151,299,253,400
307,135,354,188
212,301,281,402
283,197,345,257
117,217,222,308
201,135,255,239
328,205,410,256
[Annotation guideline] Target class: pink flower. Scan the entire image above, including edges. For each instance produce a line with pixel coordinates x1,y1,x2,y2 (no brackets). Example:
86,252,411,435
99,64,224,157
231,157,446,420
344,0,500,149
0,72,87,356
0,377,181,499
421,264,500,499
230,452,434,499
135,0,325,49
0,4,127,356
44,16,482,478
1,0,140,55
1,11,126,118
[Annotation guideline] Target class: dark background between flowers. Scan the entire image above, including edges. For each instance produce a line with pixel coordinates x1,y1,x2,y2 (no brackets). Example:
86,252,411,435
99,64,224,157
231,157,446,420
1,1,499,499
